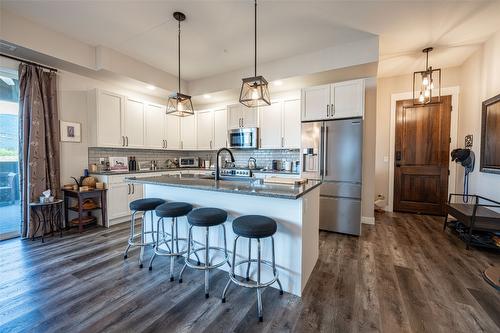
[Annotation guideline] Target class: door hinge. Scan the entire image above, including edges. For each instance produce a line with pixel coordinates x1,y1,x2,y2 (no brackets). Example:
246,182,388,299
449,137,451,143
448,169,450,176
450,106,453,112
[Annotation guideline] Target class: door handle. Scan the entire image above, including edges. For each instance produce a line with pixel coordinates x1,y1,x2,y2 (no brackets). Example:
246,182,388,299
319,126,325,177
327,104,330,117
396,151,402,161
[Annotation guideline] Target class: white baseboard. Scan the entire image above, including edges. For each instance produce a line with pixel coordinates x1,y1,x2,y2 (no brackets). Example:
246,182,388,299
361,216,375,225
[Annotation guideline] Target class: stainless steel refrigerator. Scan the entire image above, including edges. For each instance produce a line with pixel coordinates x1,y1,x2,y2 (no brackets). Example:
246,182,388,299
301,118,363,235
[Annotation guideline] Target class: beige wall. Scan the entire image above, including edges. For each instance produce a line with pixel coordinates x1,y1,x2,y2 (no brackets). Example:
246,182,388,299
375,67,462,208
457,30,500,199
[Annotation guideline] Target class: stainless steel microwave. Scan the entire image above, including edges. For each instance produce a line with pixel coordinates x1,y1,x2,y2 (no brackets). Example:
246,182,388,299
228,128,259,149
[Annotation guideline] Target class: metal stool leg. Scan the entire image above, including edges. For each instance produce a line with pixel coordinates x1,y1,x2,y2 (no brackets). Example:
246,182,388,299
257,238,263,322
272,236,283,295
175,217,180,255
124,211,136,259
148,217,162,270
179,225,193,283
222,235,239,303
139,214,146,268
222,224,231,268
246,238,252,281
170,217,175,281
205,226,210,298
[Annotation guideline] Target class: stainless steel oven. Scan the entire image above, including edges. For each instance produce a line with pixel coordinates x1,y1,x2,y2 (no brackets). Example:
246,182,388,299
228,128,259,149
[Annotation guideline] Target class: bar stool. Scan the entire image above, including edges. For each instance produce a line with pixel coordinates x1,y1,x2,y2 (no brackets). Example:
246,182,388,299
123,198,165,268
178,207,230,298
148,202,200,281
222,215,283,322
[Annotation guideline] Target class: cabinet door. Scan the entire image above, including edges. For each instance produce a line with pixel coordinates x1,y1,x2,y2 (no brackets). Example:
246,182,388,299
301,84,330,121
331,79,364,119
180,114,197,150
196,110,214,150
241,106,258,128
145,103,166,149
128,183,143,214
227,104,242,129
124,98,145,148
97,90,123,147
214,108,228,149
283,99,301,148
259,102,283,149
107,183,130,220
165,115,181,149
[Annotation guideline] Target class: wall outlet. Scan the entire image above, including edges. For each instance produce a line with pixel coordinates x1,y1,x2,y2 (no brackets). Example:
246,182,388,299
465,135,473,149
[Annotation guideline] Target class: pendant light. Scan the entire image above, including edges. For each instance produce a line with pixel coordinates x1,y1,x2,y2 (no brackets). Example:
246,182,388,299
413,47,441,105
167,12,194,117
239,0,271,108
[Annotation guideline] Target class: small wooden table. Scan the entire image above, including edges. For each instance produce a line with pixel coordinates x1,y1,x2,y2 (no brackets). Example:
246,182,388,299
29,199,64,243
62,188,107,232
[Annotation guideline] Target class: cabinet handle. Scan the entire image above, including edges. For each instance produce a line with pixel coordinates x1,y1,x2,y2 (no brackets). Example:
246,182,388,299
331,104,335,116
241,118,244,127
122,136,125,146
127,184,130,195
210,140,212,149
281,137,284,148
132,184,135,194
260,137,262,148
126,136,129,146
326,104,330,117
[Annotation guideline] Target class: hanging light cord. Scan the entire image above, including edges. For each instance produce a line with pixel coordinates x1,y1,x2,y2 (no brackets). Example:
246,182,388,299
254,0,257,78
178,18,181,93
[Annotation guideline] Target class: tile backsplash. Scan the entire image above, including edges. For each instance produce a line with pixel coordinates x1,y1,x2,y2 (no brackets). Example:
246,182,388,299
88,147,300,170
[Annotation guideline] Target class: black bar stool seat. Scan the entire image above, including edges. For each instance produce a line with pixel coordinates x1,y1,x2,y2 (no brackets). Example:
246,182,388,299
124,197,166,268
179,207,230,298
233,215,277,238
129,198,166,211
222,215,283,322
156,202,193,218
187,208,227,227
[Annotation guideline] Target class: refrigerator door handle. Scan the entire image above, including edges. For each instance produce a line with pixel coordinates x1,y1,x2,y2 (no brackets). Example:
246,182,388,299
319,125,325,177
324,126,329,176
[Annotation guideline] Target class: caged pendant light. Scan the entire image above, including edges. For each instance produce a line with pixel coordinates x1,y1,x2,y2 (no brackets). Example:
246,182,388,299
239,0,271,108
166,11,194,117
413,47,441,105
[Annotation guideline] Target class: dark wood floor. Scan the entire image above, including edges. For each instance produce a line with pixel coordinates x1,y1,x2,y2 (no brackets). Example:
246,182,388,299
0,212,499,333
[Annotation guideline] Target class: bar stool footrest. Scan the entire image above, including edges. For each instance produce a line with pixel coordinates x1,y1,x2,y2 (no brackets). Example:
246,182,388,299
229,259,279,288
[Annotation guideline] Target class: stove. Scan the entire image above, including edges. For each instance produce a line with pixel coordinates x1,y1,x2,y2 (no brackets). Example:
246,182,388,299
220,168,252,178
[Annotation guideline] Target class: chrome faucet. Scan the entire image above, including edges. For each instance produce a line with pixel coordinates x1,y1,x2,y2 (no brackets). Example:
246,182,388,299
215,148,235,181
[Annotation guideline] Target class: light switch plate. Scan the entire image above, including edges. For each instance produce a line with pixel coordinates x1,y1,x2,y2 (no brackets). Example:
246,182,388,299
465,135,473,149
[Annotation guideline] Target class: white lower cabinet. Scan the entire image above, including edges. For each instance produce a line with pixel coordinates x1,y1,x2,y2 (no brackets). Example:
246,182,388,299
107,183,130,222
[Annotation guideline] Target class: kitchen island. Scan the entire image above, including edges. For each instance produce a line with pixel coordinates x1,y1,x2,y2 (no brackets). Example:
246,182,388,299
128,174,321,296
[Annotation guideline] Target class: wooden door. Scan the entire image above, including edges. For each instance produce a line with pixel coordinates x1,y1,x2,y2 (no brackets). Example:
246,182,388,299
283,99,301,148
394,96,451,215
144,103,166,149
259,102,283,149
301,84,330,121
196,110,214,150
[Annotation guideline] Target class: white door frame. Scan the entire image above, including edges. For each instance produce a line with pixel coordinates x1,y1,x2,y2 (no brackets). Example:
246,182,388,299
387,86,460,212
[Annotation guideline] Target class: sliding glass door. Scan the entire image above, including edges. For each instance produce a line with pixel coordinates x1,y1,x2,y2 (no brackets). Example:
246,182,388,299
0,66,20,240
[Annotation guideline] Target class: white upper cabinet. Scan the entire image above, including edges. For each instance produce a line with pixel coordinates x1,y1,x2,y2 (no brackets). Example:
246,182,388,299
330,79,364,119
95,90,124,148
301,79,365,121
180,114,197,150
227,104,258,129
301,84,330,121
283,99,301,149
259,102,283,149
165,114,181,150
196,110,214,150
214,108,228,149
145,103,166,149
123,97,145,148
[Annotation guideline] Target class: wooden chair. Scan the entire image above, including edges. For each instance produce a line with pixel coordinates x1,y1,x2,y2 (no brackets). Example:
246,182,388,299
443,194,500,249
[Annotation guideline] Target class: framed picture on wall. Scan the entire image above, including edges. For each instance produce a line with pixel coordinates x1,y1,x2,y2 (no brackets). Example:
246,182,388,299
60,121,81,142
480,93,500,174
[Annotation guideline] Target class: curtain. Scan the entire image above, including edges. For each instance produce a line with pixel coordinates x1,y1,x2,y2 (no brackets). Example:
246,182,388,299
18,64,60,239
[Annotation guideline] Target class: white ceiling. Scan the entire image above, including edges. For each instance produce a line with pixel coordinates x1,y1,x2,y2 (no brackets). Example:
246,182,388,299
2,0,500,80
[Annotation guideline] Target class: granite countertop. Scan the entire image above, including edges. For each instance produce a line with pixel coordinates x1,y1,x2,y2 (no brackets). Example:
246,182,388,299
254,169,300,175
127,174,321,199
90,168,214,175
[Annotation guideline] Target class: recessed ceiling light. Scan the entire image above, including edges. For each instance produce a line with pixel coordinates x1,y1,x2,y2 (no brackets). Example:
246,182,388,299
147,85,156,90
203,94,212,99
273,80,283,86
